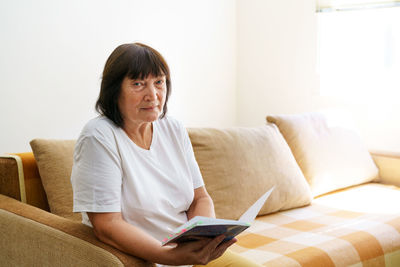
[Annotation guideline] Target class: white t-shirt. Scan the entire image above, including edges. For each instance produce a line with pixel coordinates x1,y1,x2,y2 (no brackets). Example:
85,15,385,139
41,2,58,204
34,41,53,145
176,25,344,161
71,116,204,244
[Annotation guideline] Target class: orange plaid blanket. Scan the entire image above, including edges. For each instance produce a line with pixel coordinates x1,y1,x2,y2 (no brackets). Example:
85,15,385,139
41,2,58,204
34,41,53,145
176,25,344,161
231,183,400,266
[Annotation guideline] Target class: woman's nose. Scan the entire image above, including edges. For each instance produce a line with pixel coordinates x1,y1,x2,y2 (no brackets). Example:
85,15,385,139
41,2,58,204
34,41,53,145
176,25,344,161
144,84,157,101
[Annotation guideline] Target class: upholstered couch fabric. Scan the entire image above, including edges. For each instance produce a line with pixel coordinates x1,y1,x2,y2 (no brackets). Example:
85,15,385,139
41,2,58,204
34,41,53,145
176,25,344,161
30,139,79,221
0,209,125,267
372,152,400,187
230,183,400,266
267,113,379,197
0,194,154,267
0,156,21,201
188,124,312,220
16,152,50,210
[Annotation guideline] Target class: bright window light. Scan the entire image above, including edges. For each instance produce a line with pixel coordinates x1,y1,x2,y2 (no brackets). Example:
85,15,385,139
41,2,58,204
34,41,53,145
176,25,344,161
314,183,400,214
317,7,400,100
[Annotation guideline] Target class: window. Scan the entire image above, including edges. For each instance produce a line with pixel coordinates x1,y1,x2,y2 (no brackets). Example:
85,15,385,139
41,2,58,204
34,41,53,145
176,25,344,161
317,4,400,100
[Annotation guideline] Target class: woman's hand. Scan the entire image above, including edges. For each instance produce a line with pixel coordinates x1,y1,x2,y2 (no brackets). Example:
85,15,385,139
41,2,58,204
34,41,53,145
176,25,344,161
164,235,237,266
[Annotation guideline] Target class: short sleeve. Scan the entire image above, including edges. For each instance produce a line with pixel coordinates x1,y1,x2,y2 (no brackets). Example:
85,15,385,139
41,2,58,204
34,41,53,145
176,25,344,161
71,134,122,213
182,126,205,189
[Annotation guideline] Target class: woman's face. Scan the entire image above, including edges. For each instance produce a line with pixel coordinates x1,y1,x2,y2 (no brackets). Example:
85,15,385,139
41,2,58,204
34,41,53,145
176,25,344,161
118,74,167,127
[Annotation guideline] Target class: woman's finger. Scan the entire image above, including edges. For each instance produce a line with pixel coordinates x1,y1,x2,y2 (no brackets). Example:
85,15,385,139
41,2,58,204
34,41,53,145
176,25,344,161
210,237,237,261
196,234,227,261
204,234,226,252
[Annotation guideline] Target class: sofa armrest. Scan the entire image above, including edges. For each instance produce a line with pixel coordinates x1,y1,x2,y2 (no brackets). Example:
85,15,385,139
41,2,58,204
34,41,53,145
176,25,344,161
0,194,154,267
371,151,400,187
0,155,24,202
0,153,50,211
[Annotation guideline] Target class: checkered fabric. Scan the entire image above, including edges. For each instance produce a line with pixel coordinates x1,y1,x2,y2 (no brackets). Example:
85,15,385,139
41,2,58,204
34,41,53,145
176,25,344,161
231,183,400,266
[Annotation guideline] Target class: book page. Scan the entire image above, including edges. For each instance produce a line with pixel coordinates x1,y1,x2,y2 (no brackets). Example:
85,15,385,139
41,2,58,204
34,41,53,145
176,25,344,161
238,186,274,223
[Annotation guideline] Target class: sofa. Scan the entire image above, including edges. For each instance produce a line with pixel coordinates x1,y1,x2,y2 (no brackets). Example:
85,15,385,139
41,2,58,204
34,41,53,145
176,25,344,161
1,112,400,266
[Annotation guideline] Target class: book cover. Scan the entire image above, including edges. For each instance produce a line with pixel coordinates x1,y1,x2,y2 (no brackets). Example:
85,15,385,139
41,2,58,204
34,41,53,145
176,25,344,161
162,186,274,246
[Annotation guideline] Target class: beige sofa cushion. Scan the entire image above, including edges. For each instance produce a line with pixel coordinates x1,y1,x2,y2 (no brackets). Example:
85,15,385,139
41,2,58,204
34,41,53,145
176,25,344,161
267,112,379,197
372,152,400,187
30,139,80,221
188,124,312,220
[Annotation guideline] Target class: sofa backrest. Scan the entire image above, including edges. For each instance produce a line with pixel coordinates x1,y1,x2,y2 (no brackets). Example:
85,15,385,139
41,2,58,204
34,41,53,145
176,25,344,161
22,128,313,221
0,111,385,221
1,149,385,216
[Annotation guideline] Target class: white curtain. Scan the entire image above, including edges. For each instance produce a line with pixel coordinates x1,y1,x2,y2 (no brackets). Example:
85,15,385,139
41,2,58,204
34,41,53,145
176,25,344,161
317,0,400,12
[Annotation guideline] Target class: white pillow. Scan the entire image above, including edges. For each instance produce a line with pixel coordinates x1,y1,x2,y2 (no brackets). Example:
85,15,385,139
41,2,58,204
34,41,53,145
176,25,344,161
267,112,379,197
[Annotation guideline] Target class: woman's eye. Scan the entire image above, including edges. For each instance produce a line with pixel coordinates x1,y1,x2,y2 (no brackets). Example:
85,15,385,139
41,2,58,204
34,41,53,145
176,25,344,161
132,81,145,89
156,80,164,85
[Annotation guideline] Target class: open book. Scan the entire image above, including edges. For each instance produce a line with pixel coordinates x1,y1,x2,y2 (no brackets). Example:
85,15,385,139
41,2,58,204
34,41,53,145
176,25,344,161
161,186,274,246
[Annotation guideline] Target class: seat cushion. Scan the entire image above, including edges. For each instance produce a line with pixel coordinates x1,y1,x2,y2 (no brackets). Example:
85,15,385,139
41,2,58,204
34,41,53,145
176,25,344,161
231,183,400,266
188,124,312,220
267,112,379,197
30,139,80,221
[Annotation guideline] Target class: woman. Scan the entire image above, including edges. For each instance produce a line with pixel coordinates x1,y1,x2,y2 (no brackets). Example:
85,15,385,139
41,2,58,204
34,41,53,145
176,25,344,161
71,43,261,267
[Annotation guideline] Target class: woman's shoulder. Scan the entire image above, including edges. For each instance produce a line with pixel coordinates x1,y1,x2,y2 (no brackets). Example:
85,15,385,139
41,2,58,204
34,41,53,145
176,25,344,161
80,116,119,139
156,115,186,133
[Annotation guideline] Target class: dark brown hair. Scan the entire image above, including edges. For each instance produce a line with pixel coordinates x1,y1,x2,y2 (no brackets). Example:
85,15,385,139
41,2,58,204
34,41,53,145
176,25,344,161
95,43,171,127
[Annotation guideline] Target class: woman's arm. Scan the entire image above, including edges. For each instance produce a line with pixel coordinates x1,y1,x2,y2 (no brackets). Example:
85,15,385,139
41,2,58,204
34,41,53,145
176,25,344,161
88,212,166,262
88,211,234,266
186,186,216,219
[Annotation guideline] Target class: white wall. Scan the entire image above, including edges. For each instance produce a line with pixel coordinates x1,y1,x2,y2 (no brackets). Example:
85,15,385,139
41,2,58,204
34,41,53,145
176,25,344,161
0,0,237,153
236,0,400,152
1,0,399,154
237,0,319,125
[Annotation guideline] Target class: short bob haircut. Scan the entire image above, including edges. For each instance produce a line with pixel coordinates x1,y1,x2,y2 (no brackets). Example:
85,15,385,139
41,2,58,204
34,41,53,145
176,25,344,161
95,43,171,127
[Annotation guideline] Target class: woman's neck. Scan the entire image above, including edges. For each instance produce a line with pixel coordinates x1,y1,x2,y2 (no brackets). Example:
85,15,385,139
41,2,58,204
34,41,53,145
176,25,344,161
123,121,153,150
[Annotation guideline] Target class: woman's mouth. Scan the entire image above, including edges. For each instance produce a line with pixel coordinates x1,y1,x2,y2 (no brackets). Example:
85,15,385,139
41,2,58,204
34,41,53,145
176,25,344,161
141,106,157,111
